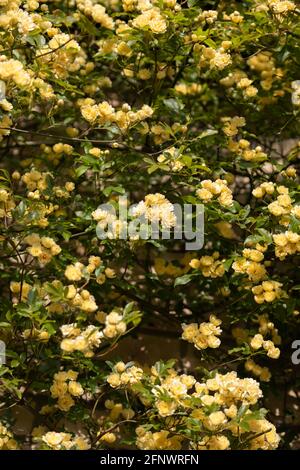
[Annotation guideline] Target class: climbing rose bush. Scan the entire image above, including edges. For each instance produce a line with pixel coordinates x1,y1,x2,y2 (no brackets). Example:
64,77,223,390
0,0,299,450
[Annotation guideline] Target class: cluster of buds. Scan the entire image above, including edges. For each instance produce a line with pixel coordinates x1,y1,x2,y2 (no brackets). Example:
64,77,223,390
182,315,222,350
107,361,143,388
245,359,271,382
0,188,15,218
50,370,84,412
10,281,32,302
220,71,258,99
80,99,153,130
222,115,246,137
60,323,101,357
67,285,98,313
64,256,102,281
40,431,90,450
273,231,300,259
250,334,280,359
233,245,268,282
228,139,267,161
256,314,282,345
190,252,225,278
24,234,61,264
196,179,233,207
252,280,283,303
22,328,50,342
199,45,232,71
102,310,127,339
104,399,135,421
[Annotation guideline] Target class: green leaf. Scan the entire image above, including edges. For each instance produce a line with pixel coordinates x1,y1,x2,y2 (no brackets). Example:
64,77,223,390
62,231,72,241
147,164,159,174
163,98,184,114
123,302,135,315
103,185,125,197
223,258,234,272
174,274,194,287
198,129,218,139
10,359,20,368
76,165,88,177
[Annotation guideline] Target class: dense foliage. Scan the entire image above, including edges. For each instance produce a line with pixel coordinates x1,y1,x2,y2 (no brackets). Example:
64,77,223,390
0,0,299,450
